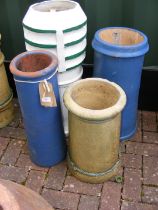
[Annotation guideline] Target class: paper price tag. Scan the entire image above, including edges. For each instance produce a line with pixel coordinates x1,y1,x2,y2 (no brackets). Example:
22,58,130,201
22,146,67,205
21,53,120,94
41,97,52,103
39,81,57,107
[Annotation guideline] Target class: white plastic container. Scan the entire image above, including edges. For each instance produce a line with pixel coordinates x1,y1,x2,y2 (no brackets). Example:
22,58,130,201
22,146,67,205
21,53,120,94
58,66,83,136
23,0,87,72
22,0,87,135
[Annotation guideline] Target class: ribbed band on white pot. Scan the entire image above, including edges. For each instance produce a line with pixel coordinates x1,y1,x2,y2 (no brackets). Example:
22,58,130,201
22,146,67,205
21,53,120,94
23,25,87,46
25,38,86,59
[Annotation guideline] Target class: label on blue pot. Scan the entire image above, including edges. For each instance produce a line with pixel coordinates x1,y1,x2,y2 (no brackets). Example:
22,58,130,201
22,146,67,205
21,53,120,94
42,97,52,103
39,81,57,107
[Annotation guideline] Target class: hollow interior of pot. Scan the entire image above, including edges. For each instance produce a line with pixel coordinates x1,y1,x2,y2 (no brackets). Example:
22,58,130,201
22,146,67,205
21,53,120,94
33,1,76,12
71,80,120,110
99,28,144,46
16,54,52,72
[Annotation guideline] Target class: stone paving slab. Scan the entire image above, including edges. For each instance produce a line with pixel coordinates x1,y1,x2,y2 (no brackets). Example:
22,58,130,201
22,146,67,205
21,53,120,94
143,156,158,186
1,139,24,165
142,186,158,205
100,182,122,210
142,111,157,132
45,161,67,190
0,137,10,158
0,99,158,209
78,195,100,210
143,132,158,144
121,153,142,169
25,169,46,193
63,175,102,196
122,168,142,202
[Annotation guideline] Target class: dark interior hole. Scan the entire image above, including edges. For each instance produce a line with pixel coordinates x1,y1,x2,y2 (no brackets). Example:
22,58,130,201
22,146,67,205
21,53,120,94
33,1,76,12
99,28,144,46
16,54,52,72
71,80,120,110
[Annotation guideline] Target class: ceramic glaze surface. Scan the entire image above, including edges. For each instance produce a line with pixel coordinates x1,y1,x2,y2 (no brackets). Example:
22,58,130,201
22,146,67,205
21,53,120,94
64,78,126,183
0,52,14,128
92,27,149,141
0,179,54,210
10,51,66,167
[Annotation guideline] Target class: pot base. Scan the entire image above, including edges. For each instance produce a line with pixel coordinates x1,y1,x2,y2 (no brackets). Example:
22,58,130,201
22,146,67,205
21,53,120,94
120,126,137,141
68,154,121,184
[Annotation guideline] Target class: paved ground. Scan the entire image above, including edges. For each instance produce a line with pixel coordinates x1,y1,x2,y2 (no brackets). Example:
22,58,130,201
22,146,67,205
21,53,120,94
0,99,158,210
